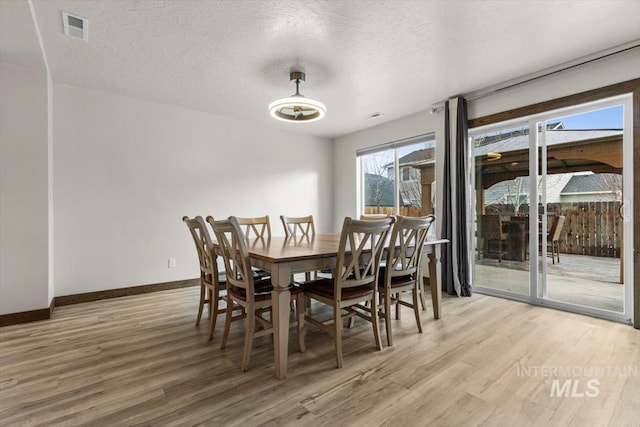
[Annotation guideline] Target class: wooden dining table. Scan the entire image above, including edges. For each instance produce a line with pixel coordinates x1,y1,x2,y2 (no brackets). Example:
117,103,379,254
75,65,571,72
241,233,448,379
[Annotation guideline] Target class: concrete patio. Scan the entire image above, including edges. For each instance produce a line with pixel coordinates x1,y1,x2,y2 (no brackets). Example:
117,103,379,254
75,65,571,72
474,253,624,312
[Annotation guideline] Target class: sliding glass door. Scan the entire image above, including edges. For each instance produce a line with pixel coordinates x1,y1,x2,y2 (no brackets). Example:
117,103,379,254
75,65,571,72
471,95,633,324
473,122,532,298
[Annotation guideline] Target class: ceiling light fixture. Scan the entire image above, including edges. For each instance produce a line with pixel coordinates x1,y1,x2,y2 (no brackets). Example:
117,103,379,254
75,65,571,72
268,71,326,123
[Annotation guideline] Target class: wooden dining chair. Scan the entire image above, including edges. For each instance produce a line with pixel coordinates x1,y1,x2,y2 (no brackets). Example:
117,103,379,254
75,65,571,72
235,215,271,278
378,215,434,346
300,217,393,368
280,215,319,282
182,215,227,341
280,215,315,237
235,215,271,239
207,216,305,371
360,213,391,220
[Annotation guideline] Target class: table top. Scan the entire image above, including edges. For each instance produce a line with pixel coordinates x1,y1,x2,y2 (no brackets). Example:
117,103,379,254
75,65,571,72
244,234,448,264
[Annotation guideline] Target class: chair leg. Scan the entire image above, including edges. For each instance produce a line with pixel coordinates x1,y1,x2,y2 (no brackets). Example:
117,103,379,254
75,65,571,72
334,306,343,368
196,282,205,326
297,293,306,353
384,290,393,347
220,299,234,349
208,287,220,341
556,242,560,263
395,292,401,320
370,296,382,351
418,278,427,311
412,288,422,334
241,312,255,372
208,288,213,318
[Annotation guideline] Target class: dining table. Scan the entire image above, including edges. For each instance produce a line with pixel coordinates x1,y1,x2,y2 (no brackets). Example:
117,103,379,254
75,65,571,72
233,233,448,380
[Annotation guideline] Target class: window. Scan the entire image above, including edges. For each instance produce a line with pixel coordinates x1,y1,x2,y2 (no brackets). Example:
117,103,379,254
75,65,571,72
358,134,435,218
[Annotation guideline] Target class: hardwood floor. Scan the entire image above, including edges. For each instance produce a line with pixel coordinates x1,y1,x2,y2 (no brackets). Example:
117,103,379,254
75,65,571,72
1,287,638,426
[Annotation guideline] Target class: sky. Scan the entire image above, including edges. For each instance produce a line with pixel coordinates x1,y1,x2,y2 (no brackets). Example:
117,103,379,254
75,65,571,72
554,105,623,129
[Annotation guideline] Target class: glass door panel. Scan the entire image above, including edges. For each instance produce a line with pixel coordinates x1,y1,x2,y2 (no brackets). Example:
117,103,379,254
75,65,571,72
473,125,531,296
539,105,626,314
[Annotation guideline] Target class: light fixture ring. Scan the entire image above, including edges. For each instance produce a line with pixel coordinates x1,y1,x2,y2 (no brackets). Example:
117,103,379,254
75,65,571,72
268,71,326,123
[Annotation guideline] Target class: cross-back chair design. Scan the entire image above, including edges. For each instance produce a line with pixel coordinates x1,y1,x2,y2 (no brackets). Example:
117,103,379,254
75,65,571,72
280,215,315,238
235,215,271,239
182,215,227,340
301,217,393,368
379,215,434,346
280,215,319,281
207,216,304,372
235,215,271,278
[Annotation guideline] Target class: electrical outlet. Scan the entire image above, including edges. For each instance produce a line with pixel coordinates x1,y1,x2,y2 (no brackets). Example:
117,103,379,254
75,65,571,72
168,258,176,268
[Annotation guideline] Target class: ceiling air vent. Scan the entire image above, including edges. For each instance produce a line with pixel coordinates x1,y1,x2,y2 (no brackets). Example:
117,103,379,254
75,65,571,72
62,11,88,41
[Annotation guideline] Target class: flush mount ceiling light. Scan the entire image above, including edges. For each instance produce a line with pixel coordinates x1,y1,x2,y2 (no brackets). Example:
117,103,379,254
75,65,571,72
268,71,326,123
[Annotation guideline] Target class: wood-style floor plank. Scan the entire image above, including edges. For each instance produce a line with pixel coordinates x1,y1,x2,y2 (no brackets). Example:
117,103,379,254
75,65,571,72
1,287,638,426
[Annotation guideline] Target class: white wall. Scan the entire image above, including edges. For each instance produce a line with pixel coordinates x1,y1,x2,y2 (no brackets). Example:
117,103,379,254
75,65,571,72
0,61,50,314
332,50,640,231
53,83,333,296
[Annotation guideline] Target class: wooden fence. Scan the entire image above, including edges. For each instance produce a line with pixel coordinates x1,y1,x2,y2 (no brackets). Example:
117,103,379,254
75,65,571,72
363,206,422,217
485,202,622,258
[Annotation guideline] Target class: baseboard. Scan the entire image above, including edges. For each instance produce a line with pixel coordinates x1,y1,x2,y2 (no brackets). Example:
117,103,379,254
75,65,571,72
1,280,199,327
54,278,200,307
0,298,54,327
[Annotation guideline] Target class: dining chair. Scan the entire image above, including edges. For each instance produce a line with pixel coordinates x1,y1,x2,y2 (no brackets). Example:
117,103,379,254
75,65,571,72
280,215,315,237
235,215,271,239
207,216,305,372
182,215,227,341
300,216,393,368
360,213,391,220
280,215,320,282
378,215,434,346
235,215,271,278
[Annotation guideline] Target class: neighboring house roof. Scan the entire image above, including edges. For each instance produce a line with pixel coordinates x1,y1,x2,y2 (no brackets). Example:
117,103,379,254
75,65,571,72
363,173,394,207
484,173,617,205
397,148,435,166
561,173,619,194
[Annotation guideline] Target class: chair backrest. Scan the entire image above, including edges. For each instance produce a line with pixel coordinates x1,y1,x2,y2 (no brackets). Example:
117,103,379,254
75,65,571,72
383,215,435,285
549,215,565,242
334,217,393,298
207,216,255,296
360,214,391,220
236,215,271,239
183,215,216,279
479,215,504,240
280,215,315,237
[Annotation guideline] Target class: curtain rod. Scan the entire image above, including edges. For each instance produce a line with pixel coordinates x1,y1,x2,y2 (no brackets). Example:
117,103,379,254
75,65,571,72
430,40,640,112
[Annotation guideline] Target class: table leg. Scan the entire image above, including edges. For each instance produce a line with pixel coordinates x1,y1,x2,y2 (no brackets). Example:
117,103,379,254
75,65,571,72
428,249,441,320
271,264,291,380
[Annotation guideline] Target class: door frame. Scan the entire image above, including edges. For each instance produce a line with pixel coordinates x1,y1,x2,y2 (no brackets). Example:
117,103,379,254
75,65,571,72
470,94,634,324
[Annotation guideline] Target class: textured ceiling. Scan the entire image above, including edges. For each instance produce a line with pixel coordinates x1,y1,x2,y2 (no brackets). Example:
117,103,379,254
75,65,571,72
6,1,640,138
0,0,46,70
